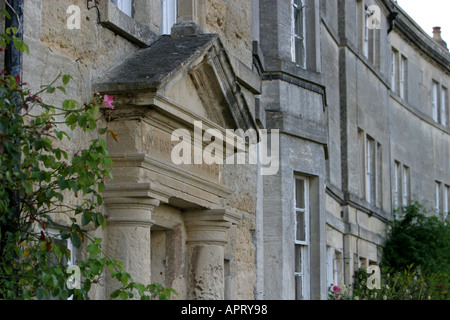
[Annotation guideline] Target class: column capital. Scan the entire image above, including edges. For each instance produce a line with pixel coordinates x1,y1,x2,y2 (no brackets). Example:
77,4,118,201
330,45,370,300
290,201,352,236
104,197,160,226
183,209,238,245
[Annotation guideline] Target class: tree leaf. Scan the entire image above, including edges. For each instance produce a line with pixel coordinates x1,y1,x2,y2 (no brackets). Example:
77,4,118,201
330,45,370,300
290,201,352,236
57,86,66,94
108,129,119,142
119,291,128,300
62,75,73,86
0,9,11,20
24,180,33,195
70,234,82,248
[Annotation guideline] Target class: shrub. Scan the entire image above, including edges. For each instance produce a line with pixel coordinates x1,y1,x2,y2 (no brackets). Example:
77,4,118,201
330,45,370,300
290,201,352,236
329,202,450,300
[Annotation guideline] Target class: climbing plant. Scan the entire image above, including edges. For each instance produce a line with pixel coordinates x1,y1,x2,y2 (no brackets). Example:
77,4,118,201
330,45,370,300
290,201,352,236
0,12,176,300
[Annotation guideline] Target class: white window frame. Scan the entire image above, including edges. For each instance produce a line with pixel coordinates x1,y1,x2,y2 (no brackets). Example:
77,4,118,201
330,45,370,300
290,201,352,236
402,165,410,207
432,81,440,122
400,55,407,100
162,0,178,35
294,176,310,300
436,181,441,215
112,0,133,17
444,185,449,221
391,48,398,93
45,228,76,300
393,161,400,210
365,136,374,204
441,86,448,127
360,131,382,206
363,6,370,59
326,247,340,289
291,0,306,68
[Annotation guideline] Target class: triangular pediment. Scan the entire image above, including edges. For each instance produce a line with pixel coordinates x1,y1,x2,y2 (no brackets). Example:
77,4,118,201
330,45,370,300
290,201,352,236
94,31,257,133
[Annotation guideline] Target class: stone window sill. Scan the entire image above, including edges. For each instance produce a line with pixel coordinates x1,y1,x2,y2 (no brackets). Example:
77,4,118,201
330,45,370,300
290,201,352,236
98,1,157,47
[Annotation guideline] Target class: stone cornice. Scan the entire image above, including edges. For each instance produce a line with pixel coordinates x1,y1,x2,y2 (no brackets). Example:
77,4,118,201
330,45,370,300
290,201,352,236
108,153,234,201
380,0,450,73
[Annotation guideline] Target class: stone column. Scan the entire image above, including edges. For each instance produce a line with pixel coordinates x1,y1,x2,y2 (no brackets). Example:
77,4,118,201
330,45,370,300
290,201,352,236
184,210,236,300
103,197,160,298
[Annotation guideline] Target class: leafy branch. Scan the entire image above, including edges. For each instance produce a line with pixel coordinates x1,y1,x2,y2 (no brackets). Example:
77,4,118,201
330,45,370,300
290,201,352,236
0,15,176,300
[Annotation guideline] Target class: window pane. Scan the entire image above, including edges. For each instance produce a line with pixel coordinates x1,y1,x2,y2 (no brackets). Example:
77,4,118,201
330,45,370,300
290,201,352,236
292,0,305,67
432,82,439,122
444,186,449,221
400,56,407,99
112,0,133,17
436,182,441,214
294,8,303,37
391,50,397,92
295,245,303,273
296,211,305,242
162,0,178,35
295,276,303,300
441,87,448,126
402,166,409,207
295,179,305,209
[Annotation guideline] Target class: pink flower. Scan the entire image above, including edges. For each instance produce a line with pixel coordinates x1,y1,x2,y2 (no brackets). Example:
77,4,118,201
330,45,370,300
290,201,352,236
103,94,115,110
333,286,341,292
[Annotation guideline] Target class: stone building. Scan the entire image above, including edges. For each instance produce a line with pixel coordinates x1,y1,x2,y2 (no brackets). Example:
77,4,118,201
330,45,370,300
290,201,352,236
4,0,449,300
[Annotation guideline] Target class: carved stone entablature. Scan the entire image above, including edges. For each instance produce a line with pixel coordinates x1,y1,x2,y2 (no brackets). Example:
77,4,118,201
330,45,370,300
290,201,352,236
94,23,259,213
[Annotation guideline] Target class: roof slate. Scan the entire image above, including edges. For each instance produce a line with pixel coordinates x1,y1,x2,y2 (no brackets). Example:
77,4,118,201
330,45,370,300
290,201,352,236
95,34,219,93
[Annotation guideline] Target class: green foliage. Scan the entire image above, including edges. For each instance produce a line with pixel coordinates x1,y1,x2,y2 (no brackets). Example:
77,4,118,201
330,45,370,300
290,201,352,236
0,17,176,300
329,266,449,300
382,202,450,276
329,202,450,300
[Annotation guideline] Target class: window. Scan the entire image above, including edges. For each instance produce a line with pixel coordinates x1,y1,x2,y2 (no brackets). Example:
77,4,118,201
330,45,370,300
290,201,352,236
441,86,448,127
112,0,133,17
357,1,370,59
391,49,408,100
162,0,178,35
45,228,76,300
327,247,343,289
363,6,369,58
394,161,410,212
294,176,310,300
432,81,449,126
357,2,379,66
400,55,408,100
444,185,449,221
292,0,306,68
402,165,410,207
432,81,440,122
393,161,400,209
366,136,374,204
435,183,449,220
435,181,441,215
359,129,382,207
391,48,398,93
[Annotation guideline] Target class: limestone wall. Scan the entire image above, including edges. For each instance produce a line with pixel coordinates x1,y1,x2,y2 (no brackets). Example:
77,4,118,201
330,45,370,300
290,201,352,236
16,0,261,300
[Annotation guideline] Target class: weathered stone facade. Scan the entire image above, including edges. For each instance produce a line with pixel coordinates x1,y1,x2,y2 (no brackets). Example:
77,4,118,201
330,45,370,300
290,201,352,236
8,0,449,300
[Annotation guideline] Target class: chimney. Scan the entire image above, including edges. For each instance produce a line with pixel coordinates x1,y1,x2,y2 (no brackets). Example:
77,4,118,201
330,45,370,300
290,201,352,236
432,27,449,51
